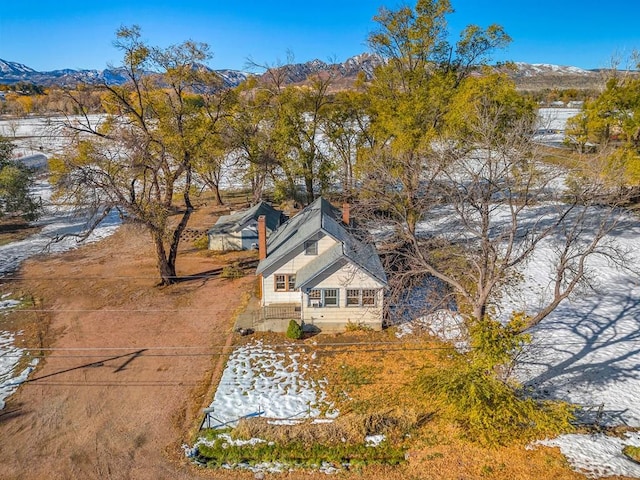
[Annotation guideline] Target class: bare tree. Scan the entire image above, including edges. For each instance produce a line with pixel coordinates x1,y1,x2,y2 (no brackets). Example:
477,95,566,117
365,98,628,331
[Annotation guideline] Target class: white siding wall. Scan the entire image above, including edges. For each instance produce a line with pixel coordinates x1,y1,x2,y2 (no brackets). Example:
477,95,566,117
209,232,242,251
262,234,337,306
301,263,385,331
262,274,301,304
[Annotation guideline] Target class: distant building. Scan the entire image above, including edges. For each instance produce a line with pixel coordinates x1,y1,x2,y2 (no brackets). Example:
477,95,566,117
208,201,285,251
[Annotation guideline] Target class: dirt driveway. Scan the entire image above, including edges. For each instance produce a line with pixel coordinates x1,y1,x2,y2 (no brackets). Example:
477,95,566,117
0,224,256,479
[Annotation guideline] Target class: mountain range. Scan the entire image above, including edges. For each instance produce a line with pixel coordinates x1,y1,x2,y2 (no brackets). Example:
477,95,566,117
0,56,610,91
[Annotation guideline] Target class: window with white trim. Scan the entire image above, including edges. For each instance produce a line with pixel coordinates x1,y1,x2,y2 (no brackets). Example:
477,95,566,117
346,289,377,307
274,274,296,292
308,288,339,307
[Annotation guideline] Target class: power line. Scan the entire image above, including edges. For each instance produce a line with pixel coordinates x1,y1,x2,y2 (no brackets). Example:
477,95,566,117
3,338,638,359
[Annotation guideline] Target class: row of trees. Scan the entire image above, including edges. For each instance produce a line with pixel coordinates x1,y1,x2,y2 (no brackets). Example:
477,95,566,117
566,63,640,190
0,86,104,116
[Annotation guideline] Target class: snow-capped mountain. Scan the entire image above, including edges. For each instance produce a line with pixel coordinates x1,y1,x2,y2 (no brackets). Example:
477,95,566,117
0,59,36,76
0,59,249,88
512,62,591,77
0,56,611,91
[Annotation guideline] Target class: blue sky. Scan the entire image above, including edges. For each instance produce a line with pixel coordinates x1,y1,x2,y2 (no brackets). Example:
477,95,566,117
1,0,639,72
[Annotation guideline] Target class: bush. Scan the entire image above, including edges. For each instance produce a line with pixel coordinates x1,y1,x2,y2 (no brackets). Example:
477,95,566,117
416,316,574,445
623,445,640,462
193,235,209,250
221,263,244,279
345,321,373,332
286,320,303,340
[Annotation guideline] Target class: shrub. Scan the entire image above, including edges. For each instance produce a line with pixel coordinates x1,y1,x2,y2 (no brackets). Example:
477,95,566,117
623,445,640,462
345,321,373,332
286,319,303,340
193,235,209,250
221,263,244,279
416,315,574,445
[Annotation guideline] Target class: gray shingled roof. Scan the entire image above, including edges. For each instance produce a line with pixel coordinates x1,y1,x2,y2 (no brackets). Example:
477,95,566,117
256,197,387,287
208,201,283,235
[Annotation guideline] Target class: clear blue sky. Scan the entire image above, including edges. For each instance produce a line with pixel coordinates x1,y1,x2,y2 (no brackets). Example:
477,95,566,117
1,0,639,72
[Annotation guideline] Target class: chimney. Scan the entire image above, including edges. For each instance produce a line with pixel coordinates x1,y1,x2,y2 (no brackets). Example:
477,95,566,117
342,203,350,226
257,215,267,260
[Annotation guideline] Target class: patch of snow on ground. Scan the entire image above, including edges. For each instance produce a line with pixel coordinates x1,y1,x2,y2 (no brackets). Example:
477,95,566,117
396,309,468,351
0,332,37,410
0,180,121,276
365,434,386,447
533,432,640,479
0,299,20,311
202,340,336,428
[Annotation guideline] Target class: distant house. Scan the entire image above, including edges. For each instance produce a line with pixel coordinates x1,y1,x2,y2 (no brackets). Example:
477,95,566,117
255,197,387,333
208,201,285,251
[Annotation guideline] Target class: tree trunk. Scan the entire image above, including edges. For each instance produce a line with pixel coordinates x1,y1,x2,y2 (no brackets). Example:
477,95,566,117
212,183,223,206
153,231,176,286
166,169,194,281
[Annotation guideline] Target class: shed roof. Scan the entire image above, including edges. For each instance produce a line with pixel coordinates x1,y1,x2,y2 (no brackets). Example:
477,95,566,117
208,201,283,235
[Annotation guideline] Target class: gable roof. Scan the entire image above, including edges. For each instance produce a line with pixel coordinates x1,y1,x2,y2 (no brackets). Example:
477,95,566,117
256,197,387,287
208,201,283,235
294,238,387,289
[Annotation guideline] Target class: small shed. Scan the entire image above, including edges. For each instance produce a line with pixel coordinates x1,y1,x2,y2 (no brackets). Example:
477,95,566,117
208,202,285,251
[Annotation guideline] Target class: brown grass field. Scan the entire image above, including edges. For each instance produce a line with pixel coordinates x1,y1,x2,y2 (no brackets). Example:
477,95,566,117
0,200,632,480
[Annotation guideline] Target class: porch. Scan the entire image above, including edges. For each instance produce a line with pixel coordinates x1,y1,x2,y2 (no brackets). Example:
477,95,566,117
234,300,301,333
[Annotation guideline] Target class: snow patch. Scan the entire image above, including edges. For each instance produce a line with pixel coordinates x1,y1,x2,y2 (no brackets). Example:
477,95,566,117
533,433,640,479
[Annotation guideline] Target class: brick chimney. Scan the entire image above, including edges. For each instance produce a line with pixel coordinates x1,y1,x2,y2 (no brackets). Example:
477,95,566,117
342,202,350,226
257,215,267,261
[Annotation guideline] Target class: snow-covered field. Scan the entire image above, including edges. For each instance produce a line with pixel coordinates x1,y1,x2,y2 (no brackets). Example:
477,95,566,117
533,108,581,147
0,181,121,277
0,114,105,158
200,340,336,429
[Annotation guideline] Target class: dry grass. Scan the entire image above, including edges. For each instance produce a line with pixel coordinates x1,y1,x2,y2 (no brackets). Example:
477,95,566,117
286,328,592,480
233,410,418,445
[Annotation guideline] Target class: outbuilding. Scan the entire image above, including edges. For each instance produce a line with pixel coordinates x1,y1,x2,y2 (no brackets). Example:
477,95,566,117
208,201,285,251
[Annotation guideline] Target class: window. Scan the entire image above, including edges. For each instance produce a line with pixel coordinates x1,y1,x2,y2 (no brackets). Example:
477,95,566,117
346,289,378,307
362,289,376,306
324,289,338,306
346,289,360,306
274,274,296,292
308,288,339,307
304,239,318,255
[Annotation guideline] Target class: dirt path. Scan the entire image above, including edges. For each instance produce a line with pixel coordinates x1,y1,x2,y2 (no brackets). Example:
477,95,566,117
0,224,255,479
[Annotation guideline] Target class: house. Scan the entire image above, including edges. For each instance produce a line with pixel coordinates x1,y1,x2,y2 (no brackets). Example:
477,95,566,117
208,201,285,251
255,197,387,332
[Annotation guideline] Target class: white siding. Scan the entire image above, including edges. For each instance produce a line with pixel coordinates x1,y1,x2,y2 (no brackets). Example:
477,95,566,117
209,232,242,251
301,263,384,331
261,234,338,306
274,234,336,273
262,274,301,305
260,237,385,332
